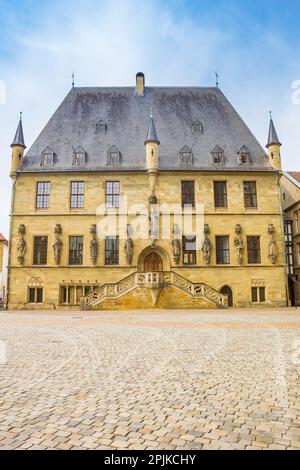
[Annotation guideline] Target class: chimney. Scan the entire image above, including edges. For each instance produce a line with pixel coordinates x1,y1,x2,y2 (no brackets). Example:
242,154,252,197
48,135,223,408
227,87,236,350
136,72,145,96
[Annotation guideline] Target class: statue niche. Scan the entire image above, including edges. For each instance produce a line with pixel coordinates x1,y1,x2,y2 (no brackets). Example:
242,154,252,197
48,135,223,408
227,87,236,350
125,224,134,265
234,224,244,265
172,224,181,264
268,224,278,265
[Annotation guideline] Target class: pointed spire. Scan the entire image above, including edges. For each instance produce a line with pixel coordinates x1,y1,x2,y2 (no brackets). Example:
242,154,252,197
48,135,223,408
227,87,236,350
266,111,281,148
145,113,160,145
11,112,26,149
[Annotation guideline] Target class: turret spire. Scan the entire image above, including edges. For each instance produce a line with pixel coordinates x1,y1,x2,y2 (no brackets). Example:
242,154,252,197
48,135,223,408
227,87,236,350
266,111,281,148
11,113,26,149
145,114,160,145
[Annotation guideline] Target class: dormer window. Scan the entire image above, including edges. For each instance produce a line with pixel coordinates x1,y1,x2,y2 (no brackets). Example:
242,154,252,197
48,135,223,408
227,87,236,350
41,147,55,166
73,146,87,166
179,145,193,165
107,146,121,165
211,145,225,165
192,120,203,134
237,146,252,165
95,120,107,134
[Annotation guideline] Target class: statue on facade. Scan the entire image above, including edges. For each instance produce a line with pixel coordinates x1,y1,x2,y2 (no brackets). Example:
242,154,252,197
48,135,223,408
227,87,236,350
53,224,63,265
201,224,212,265
150,206,159,248
172,224,181,264
125,224,134,265
90,224,98,265
234,224,244,265
17,224,26,265
268,224,278,264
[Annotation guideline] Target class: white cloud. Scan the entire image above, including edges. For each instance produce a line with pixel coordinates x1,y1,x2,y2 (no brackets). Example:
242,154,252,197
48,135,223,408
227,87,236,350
0,0,299,237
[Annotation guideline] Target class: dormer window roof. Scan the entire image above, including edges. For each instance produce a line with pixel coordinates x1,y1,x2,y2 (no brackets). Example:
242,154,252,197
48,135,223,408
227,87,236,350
179,145,193,165
237,145,252,165
107,145,121,165
41,147,55,166
95,120,107,134
192,120,203,134
211,145,225,164
73,145,87,166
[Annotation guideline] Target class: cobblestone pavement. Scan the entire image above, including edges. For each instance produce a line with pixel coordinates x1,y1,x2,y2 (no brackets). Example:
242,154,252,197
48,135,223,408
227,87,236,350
0,309,300,450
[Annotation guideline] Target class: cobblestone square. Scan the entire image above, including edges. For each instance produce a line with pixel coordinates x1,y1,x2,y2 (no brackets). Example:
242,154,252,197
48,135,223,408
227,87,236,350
0,309,300,450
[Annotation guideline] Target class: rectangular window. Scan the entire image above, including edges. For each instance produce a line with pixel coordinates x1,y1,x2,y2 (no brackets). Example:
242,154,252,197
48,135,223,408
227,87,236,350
216,236,230,265
69,236,84,265
106,181,120,209
295,211,299,233
70,181,85,209
105,237,119,265
247,236,261,264
183,236,197,265
252,287,266,303
214,181,228,208
36,182,50,209
284,221,294,274
33,236,48,265
181,181,195,208
28,288,43,303
244,181,257,208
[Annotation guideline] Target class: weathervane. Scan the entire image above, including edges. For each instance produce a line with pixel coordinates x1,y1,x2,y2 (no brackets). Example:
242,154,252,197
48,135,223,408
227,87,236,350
215,71,219,88
269,110,272,120
72,72,75,88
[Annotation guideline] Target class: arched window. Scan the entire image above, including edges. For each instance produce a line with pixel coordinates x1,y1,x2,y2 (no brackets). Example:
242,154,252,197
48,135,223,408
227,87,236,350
179,145,193,165
95,120,107,134
237,145,252,165
192,120,203,134
107,145,121,165
41,147,55,166
211,145,225,165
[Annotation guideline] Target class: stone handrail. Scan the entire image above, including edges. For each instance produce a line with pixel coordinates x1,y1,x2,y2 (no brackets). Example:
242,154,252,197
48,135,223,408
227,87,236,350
81,271,228,310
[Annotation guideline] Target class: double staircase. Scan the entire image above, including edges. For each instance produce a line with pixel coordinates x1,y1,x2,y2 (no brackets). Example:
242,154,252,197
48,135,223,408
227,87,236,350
81,271,228,310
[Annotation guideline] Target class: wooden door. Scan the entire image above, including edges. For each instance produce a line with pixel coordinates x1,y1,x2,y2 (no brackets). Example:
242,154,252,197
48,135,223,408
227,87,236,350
144,253,163,272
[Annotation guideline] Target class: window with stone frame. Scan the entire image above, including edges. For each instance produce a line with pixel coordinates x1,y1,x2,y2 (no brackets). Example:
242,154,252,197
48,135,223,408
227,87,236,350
107,146,121,165
95,120,107,134
237,146,252,165
70,181,85,209
41,147,55,166
106,181,120,208
244,181,258,208
69,236,84,265
183,236,197,265
28,287,43,303
216,236,230,265
211,145,225,165
192,120,203,134
247,236,261,264
105,237,119,265
179,146,193,165
181,181,195,208
73,146,87,166
252,287,266,303
214,181,228,208
36,182,51,209
33,236,48,265
284,221,294,275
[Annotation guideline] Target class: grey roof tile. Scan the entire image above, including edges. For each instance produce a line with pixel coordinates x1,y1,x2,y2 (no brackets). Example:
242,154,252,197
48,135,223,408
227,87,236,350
21,86,272,173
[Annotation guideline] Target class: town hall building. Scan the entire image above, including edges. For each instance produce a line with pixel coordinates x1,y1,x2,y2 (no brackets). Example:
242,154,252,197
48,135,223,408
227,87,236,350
7,73,288,310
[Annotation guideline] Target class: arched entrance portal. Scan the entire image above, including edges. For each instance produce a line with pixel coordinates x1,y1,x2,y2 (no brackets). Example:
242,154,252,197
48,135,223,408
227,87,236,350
144,252,163,272
221,286,234,308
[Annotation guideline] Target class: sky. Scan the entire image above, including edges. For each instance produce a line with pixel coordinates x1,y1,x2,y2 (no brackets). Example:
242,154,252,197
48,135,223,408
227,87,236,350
1,0,300,237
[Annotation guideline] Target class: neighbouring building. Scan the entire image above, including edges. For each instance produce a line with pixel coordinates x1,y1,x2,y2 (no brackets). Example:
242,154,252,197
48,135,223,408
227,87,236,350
281,171,300,305
0,233,8,306
7,73,288,310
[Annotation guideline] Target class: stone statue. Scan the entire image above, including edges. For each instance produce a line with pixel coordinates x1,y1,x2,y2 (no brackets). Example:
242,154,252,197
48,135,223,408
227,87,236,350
53,224,63,265
17,224,26,265
124,224,134,264
268,224,278,264
234,224,244,265
90,224,98,265
172,224,181,264
202,224,212,265
149,192,158,205
150,206,159,248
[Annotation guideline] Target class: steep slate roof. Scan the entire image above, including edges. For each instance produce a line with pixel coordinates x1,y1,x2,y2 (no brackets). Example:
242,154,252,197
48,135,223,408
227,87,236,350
267,117,281,148
21,86,272,173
